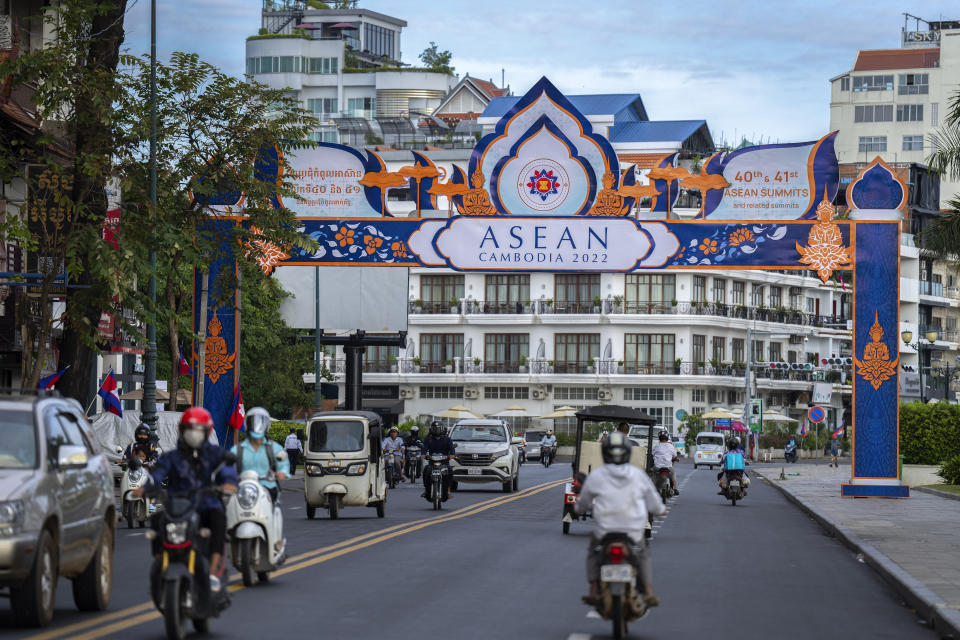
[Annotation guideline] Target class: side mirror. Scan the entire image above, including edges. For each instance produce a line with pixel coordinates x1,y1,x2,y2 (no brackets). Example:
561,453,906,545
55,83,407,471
221,451,237,466
115,446,123,455
276,450,288,462
57,445,89,469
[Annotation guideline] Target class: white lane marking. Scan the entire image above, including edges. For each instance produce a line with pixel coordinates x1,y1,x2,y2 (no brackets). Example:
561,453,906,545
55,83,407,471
288,506,302,510
127,533,144,537
569,633,594,639
585,610,603,619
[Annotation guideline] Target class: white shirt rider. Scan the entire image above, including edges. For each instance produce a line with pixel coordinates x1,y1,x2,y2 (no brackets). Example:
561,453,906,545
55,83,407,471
652,440,677,469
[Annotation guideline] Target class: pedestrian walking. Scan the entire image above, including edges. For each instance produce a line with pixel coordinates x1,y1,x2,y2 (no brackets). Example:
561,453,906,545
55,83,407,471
284,427,303,476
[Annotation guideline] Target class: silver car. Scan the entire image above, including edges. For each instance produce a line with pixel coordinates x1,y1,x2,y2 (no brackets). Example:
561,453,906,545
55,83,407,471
523,430,546,460
0,395,115,626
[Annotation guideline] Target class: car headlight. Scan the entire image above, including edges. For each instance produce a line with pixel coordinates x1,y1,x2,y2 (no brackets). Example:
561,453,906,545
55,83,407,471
0,500,25,535
165,521,188,545
491,449,510,460
237,482,260,510
346,463,367,476
305,463,324,477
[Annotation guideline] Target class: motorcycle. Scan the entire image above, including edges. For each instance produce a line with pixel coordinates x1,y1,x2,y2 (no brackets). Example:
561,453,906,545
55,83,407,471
587,533,649,639
226,469,287,587
541,444,555,468
145,453,234,640
404,445,422,480
722,470,746,506
384,451,399,488
653,467,674,502
425,454,450,510
784,442,798,463
121,458,151,529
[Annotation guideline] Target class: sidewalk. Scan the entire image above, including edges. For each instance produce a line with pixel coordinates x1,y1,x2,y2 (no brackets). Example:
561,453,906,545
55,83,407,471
753,462,960,638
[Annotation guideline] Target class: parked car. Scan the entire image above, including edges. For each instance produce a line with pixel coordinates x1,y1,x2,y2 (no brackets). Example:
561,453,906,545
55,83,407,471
523,430,546,460
0,395,116,626
449,419,521,493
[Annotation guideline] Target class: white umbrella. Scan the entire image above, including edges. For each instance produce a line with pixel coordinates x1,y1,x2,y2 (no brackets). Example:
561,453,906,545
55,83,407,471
540,406,578,419
762,411,798,423
433,405,483,419
490,405,539,418
701,408,736,420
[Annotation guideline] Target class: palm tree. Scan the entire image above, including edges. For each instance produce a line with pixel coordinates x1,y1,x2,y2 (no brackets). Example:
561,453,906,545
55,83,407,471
922,89,960,264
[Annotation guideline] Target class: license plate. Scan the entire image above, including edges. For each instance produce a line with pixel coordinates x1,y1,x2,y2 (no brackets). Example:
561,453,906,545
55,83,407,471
326,460,341,467
600,564,634,582
468,468,482,475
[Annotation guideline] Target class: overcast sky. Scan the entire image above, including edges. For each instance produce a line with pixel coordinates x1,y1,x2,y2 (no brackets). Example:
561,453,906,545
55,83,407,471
122,1,957,144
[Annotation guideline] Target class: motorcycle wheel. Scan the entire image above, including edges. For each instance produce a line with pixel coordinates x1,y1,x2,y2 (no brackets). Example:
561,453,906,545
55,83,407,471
512,474,519,492
240,539,256,587
432,481,442,510
124,505,134,530
192,617,209,633
306,504,316,520
731,495,738,506
329,494,341,520
611,594,625,640
376,501,385,518
163,580,187,640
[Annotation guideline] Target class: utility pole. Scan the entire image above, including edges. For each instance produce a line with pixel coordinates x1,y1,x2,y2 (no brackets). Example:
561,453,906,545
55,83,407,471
314,266,322,413
141,0,158,430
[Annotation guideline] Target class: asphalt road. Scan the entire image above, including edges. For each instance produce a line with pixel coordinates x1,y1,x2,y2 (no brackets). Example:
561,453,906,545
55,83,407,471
2,460,938,640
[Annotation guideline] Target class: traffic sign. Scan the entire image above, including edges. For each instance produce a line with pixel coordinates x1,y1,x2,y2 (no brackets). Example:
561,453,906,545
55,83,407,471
808,405,826,423
676,409,688,421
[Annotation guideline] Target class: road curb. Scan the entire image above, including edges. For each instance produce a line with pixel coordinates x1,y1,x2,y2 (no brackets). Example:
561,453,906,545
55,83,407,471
755,469,960,639
914,486,960,503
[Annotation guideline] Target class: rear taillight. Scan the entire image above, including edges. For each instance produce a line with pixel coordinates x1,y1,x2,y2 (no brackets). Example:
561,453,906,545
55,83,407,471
607,544,626,564
565,493,577,504
660,469,670,476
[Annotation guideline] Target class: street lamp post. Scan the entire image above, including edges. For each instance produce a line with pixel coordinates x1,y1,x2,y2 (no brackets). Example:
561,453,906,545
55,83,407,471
900,329,938,403
141,0,159,430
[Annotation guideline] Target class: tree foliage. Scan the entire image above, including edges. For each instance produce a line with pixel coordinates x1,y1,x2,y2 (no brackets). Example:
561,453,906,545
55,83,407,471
900,401,960,464
921,88,960,266
418,42,454,75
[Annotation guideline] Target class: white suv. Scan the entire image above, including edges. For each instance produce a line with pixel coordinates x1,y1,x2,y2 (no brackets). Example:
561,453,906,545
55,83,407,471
449,419,520,493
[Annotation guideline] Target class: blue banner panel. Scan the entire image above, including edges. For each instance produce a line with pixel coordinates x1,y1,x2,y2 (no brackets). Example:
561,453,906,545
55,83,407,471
841,484,909,498
852,222,900,480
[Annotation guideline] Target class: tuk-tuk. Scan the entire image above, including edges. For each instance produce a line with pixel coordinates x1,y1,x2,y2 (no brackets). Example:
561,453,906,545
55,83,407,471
303,411,387,520
561,405,656,534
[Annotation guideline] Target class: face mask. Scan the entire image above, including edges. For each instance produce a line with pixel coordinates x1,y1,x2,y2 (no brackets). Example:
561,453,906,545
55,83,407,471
183,427,206,449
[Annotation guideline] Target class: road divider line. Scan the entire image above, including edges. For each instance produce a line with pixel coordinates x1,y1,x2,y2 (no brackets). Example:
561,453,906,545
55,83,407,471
28,478,565,640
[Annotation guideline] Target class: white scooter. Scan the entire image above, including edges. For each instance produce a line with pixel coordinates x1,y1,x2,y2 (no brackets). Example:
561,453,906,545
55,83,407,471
120,457,150,529
226,468,287,586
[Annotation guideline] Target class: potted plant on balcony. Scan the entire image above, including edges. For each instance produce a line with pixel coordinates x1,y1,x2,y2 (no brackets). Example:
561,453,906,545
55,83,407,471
709,357,721,373
524,298,531,313
593,295,602,313
412,356,421,373
473,356,482,373
757,303,767,320
444,358,453,373
391,355,398,373
413,299,423,314
696,360,706,374
547,359,555,373
450,297,459,314
674,357,682,374
616,360,624,374
519,354,528,373
613,295,623,313
544,298,554,313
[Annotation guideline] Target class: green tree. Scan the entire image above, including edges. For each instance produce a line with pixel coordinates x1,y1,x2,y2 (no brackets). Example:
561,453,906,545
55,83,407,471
418,42,454,75
922,89,960,263
114,52,317,410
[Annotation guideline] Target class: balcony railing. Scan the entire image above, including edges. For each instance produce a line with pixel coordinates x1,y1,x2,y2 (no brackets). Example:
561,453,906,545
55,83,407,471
919,280,945,297
409,301,460,315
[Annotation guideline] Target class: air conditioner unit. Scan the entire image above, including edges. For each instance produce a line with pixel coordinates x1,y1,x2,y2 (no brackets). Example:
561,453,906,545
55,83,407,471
399,386,415,399
532,387,550,400
463,387,480,400
598,388,613,401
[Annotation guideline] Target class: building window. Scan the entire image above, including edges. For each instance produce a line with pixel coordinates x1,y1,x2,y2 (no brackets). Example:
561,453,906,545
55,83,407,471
692,335,706,364
554,334,600,374
769,286,782,308
420,275,463,313
751,284,764,307
903,135,924,151
419,386,463,399
484,386,529,400
306,98,338,117
624,274,675,313
896,104,924,122
484,275,529,312
692,388,705,403
732,338,744,363
484,334,529,373
806,296,816,313
363,344,398,372
854,104,893,123
769,342,782,362
853,75,893,92
624,334,675,374
731,281,745,306
346,97,375,117
364,23,396,59
932,102,939,127
635,406,673,430
554,386,599,401
752,340,765,362
858,136,887,153
840,76,850,91
898,73,929,95
555,275,600,313
308,57,338,74
712,278,726,304
692,276,706,303
712,336,726,362
419,334,463,371
623,387,674,401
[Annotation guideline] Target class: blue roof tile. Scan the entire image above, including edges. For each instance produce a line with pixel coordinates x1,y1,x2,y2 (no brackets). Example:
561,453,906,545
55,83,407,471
609,120,708,144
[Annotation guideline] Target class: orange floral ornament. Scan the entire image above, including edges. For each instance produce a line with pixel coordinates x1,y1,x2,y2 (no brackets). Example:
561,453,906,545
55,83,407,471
363,235,383,255
728,228,754,246
391,241,408,258
698,238,718,254
335,227,355,247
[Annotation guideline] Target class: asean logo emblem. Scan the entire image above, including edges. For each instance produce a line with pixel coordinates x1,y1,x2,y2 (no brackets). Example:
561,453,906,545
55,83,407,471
517,159,569,212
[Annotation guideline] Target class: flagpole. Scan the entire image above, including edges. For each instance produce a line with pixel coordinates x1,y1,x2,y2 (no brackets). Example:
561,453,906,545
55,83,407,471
84,370,106,415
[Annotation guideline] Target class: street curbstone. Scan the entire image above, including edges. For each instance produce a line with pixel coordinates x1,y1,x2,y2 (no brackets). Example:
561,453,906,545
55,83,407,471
914,485,960,503
755,468,960,640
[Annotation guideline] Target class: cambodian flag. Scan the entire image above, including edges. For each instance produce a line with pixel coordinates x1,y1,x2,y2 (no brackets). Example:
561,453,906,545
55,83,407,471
831,425,844,439
177,346,193,376
37,366,69,390
799,420,808,437
228,386,245,432
97,370,122,417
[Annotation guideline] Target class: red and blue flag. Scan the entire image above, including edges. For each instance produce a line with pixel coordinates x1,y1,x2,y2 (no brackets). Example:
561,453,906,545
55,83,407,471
831,425,844,439
799,420,808,437
177,346,193,376
37,366,69,390
97,370,122,417
228,386,245,432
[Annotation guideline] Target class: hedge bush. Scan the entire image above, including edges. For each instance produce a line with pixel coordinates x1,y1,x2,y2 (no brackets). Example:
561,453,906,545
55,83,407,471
939,455,960,485
900,402,960,465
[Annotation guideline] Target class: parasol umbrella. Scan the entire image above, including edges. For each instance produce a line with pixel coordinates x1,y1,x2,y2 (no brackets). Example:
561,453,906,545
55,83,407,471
328,22,358,29
701,408,736,420
540,406,578,419
490,406,539,418
762,411,798,423
433,405,482,420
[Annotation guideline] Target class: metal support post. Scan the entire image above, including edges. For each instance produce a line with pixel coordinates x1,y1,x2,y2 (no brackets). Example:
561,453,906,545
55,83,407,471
141,0,158,429
314,266,322,413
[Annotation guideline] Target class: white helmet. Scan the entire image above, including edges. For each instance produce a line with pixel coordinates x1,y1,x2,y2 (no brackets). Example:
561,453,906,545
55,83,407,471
244,407,271,439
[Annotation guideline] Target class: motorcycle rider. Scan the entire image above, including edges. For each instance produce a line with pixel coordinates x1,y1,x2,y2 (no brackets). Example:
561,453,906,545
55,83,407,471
540,429,557,464
651,430,679,495
404,426,424,479
124,423,160,466
382,427,405,481
134,407,237,591
717,437,750,494
421,420,456,501
230,407,288,502
575,432,664,608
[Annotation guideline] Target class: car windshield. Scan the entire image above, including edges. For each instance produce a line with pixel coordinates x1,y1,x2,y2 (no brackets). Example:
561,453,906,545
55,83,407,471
698,436,724,447
309,420,364,453
451,424,507,443
525,432,545,442
0,410,37,469
628,426,649,438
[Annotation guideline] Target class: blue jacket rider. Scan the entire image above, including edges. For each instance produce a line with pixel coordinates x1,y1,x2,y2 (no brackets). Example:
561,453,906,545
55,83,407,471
230,407,289,501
